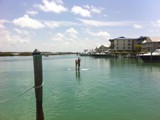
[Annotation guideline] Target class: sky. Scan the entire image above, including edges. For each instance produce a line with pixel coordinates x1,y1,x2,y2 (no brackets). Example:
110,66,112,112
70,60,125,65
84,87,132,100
0,0,160,52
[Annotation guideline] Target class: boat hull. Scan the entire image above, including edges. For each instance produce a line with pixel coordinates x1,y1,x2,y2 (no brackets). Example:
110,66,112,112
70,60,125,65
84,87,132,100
92,54,113,57
139,55,160,62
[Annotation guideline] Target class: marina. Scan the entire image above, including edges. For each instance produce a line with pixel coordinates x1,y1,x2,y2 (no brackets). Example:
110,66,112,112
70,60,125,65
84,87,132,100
0,55,160,120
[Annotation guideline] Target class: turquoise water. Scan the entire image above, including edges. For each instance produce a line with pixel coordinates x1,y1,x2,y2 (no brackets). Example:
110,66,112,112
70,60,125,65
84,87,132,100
0,55,160,120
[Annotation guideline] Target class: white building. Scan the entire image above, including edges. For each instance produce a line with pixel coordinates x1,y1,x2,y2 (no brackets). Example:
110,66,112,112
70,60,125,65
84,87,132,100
109,36,146,52
142,37,160,52
95,45,109,53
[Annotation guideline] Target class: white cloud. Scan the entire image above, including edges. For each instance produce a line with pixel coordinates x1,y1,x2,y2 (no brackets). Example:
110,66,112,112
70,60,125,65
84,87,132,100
86,29,111,39
53,33,66,42
13,15,45,29
71,5,103,17
52,28,79,42
91,8,101,14
56,21,78,27
71,6,91,17
36,0,68,13
0,29,30,51
8,35,30,44
66,27,78,34
77,18,134,27
44,21,60,28
0,19,8,29
83,5,103,14
13,15,78,30
26,10,38,16
49,28,110,52
157,20,160,25
43,20,78,28
133,24,143,29
152,20,160,27
50,32,85,52
66,27,78,39
97,31,111,38
14,28,29,35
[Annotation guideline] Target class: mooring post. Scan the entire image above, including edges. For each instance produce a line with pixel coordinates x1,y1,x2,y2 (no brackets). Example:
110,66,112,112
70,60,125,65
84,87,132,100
33,49,44,120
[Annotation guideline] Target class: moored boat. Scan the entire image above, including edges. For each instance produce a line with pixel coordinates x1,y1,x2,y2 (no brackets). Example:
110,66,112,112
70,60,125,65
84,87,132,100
91,53,113,57
138,49,160,62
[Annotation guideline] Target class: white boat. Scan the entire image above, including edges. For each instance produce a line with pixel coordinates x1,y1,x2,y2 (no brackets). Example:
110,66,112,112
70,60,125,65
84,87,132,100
138,49,160,62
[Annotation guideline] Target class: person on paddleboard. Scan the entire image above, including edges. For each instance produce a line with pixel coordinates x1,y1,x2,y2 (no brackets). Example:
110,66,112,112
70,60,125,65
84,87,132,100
75,57,81,70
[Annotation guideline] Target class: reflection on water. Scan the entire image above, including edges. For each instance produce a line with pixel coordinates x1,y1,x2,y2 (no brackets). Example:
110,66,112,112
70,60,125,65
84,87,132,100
140,63,160,74
75,70,80,83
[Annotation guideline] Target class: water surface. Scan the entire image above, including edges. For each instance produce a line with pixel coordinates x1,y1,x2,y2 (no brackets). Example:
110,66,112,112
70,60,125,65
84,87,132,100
0,55,160,120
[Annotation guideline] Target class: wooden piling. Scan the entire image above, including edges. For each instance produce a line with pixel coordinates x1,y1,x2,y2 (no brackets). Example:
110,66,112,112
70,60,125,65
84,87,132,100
33,49,44,120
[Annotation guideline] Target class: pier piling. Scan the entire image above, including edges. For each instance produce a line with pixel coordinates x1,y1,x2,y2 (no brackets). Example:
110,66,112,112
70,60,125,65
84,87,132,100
33,49,44,120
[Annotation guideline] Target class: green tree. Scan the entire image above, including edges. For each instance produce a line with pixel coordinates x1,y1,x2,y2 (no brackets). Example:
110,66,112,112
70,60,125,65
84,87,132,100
109,44,114,49
134,44,142,53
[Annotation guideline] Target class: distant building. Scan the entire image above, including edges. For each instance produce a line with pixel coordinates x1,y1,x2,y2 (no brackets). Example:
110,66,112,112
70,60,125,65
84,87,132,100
81,49,95,55
142,37,160,52
109,36,146,52
95,45,109,53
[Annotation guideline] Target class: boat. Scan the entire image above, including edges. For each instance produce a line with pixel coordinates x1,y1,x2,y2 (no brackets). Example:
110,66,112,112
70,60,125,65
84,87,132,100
79,52,91,56
91,53,111,57
79,49,93,56
138,49,160,62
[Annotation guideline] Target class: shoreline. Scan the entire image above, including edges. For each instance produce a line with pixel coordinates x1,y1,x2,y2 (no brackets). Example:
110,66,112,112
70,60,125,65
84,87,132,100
0,52,77,57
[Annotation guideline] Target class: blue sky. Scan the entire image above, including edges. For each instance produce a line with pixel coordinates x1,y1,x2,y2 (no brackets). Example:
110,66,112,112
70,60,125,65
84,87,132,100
0,0,160,52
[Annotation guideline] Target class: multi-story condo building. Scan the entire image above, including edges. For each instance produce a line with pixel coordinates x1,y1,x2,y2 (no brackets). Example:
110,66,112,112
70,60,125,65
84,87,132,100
142,37,160,52
109,36,146,52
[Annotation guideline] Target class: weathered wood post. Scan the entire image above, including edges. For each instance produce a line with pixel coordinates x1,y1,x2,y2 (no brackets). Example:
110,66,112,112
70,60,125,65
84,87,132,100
32,49,44,120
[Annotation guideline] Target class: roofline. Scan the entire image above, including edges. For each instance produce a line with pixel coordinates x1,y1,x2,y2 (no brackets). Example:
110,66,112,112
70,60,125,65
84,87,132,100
109,36,148,41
